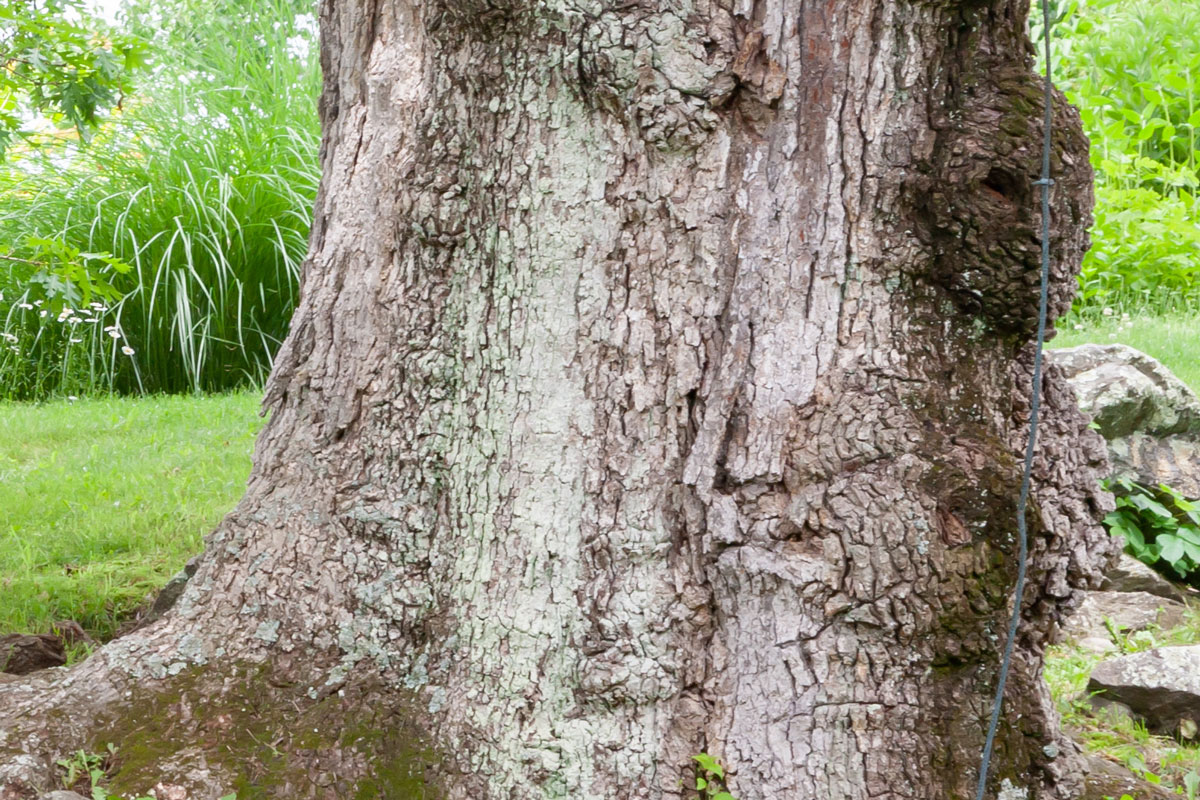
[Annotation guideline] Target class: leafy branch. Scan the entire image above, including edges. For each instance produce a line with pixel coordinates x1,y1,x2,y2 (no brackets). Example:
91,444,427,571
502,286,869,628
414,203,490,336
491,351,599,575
0,0,146,156
1,237,131,311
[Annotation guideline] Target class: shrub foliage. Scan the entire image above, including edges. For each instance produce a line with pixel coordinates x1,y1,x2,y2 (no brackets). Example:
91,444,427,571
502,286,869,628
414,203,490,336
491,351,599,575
1051,0,1200,316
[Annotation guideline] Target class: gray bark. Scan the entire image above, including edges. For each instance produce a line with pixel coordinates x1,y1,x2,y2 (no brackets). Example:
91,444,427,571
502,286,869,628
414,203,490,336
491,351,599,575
0,1,1118,798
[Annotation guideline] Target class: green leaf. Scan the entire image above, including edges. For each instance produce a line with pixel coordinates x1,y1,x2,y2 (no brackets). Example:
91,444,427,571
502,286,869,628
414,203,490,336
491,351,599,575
1160,534,1185,566
1182,540,1200,565
1127,492,1175,520
693,754,724,780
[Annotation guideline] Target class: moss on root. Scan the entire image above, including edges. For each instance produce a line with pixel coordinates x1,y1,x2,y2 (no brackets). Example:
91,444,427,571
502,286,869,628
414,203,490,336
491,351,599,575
91,660,440,799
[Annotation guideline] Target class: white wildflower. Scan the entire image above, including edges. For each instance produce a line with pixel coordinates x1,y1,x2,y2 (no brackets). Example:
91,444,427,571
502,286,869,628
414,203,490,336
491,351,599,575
17,302,33,310
1102,307,1114,316
67,395,78,401
108,330,121,339
121,345,135,356
286,34,310,58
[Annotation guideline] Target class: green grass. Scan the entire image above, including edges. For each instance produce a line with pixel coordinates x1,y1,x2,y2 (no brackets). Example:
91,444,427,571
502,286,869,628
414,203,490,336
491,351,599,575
1053,312,1200,392
0,391,263,639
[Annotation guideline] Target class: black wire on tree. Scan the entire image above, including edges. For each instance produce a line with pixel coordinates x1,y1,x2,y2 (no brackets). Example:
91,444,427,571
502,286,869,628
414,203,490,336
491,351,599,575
974,0,1056,797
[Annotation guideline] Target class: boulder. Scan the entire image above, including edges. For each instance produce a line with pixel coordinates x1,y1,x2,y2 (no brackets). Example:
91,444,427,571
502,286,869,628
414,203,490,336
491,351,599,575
1107,433,1200,500
1060,590,1186,642
1087,645,1200,738
0,633,66,675
1075,636,1118,656
38,793,91,800
1050,344,1200,496
1101,553,1189,602
1050,344,1200,439
1081,754,1177,800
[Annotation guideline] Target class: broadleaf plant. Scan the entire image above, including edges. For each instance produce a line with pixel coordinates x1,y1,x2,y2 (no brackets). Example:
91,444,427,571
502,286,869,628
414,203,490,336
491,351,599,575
692,753,739,800
1105,477,1200,584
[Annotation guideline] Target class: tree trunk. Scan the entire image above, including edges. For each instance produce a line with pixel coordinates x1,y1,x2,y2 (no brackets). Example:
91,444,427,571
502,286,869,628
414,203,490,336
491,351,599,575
0,1,1118,798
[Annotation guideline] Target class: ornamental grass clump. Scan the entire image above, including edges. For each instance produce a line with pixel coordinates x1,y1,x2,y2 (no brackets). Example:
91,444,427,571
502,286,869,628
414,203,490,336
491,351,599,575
0,0,320,398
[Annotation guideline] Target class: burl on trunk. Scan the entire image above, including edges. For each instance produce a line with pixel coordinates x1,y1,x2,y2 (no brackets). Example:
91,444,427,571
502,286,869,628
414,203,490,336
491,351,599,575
1,1,1116,798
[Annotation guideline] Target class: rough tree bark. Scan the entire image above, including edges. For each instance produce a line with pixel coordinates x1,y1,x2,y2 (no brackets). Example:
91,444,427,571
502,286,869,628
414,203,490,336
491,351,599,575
1,1,1121,798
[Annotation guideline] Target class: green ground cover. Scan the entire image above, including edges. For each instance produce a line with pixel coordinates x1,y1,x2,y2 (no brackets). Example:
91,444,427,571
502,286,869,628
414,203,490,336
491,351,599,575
0,391,263,639
1045,617,1200,793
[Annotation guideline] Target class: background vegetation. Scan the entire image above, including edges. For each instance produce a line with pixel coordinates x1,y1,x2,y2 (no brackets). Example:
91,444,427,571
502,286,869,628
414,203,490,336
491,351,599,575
0,0,143,155
0,0,319,398
1051,0,1200,318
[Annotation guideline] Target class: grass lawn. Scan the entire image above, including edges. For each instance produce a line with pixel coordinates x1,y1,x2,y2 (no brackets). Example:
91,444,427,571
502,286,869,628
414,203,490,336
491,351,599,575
0,391,264,639
1052,312,1200,392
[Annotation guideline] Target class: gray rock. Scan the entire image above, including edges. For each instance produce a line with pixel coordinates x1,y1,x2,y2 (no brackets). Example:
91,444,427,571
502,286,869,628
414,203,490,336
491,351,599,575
1050,344,1200,439
1076,636,1118,656
1082,753,1177,799
1060,590,1187,641
1107,432,1200,499
1051,344,1200,496
1101,553,1189,602
39,792,91,800
1088,645,1200,737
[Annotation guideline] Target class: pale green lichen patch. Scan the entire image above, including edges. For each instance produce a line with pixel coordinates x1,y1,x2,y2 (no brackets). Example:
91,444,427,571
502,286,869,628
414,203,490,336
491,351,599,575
253,619,281,644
